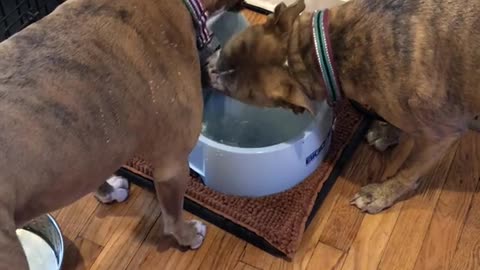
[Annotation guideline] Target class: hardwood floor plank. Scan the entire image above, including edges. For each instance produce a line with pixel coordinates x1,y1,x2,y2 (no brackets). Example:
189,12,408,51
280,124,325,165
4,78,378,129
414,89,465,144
79,185,145,246
53,194,100,240
449,138,480,270
449,193,480,270
234,261,262,270
163,215,225,270
306,242,345,270
62,236,104,270
319,143,386,251
89,187,160,270
341,138,413,270
126,213,225,270
197,231,247,270
341,204,401,270
413,133,480,270
241,244,275,270
125,217,177,269
377,143,459,270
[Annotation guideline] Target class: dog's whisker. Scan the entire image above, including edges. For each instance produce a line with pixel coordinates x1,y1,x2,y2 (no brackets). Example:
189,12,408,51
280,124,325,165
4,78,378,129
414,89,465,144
217,69,235,76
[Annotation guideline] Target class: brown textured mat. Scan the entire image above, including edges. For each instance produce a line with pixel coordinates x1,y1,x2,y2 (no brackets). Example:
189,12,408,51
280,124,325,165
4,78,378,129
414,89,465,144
119,102,367,258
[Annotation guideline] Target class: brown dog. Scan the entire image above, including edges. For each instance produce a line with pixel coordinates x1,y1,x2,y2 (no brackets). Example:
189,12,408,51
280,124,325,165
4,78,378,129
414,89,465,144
207,0,480,214
0,0,242,267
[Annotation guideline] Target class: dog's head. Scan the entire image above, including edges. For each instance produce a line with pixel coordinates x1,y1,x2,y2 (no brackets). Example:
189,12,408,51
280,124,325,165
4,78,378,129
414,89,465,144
206,0,315,115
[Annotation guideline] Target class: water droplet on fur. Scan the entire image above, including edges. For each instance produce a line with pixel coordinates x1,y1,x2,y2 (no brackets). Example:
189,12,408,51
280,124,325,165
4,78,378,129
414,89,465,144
178,72,181,76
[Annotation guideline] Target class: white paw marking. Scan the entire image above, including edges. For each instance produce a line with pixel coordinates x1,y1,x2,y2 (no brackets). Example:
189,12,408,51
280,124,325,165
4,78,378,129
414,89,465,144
189,220,207,249
106,175,129,189
111,188,129,203
95,175,130,204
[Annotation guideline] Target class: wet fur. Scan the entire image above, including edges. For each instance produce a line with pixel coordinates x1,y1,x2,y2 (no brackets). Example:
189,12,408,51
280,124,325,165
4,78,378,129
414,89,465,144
208,0,480,214
0,0,242,268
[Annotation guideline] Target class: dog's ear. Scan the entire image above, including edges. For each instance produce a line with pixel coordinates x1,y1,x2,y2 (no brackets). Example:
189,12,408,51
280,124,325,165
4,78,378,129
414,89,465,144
268,74,316,115
268,0,306,33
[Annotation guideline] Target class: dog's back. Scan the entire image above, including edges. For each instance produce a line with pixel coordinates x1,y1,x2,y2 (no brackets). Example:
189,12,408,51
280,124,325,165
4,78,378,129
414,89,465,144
328,0,480,135
0,0,201,225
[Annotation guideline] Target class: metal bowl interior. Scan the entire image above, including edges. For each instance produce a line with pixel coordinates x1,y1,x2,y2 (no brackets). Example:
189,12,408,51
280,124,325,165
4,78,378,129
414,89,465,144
21,214,64,269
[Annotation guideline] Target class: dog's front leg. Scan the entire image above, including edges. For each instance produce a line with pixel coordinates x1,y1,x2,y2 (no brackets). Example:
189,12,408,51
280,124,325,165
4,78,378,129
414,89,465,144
0,233,28,270
351,135,458,214
153,160,206,249
0,209,28,269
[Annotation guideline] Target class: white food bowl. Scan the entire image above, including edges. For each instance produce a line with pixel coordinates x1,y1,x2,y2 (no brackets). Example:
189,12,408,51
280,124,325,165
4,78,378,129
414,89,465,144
188,12,334,197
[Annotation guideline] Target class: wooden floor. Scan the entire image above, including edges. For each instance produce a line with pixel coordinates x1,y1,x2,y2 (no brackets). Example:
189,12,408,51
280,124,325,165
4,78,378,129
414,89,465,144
52,10,480,270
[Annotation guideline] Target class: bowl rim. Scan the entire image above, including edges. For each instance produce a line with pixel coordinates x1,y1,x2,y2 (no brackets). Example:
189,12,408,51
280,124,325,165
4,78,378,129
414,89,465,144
46,214,64,269
18,213,64,269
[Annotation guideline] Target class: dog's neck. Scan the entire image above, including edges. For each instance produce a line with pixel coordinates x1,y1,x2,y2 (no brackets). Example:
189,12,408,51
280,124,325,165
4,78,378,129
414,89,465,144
182,0,221,62
288,2,371,108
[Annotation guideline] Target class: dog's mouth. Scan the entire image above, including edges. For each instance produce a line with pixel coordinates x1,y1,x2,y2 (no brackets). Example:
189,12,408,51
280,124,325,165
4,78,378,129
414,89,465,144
276,100,306,114
284,104,306,115
205,50,236,93
206,68,232,95
290,106,305,114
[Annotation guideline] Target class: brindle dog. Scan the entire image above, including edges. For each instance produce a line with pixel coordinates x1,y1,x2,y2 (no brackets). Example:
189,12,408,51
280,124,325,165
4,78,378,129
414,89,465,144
0,0,242,267
207,0,480,214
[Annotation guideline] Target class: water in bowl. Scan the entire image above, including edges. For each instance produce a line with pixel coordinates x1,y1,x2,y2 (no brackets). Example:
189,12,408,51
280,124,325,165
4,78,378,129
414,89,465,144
16,229,58,270
201,92,314,148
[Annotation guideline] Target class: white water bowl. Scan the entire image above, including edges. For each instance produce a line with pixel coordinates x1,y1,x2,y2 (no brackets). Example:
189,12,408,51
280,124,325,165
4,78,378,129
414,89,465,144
188,12,334,197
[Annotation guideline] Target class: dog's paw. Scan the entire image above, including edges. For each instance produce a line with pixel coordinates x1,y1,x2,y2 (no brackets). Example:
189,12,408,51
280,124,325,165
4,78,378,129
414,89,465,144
350,183,394,214
94,176,130,204
365,121,400,152
187,220,207,250
106,175,129,189
367,135,393,152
